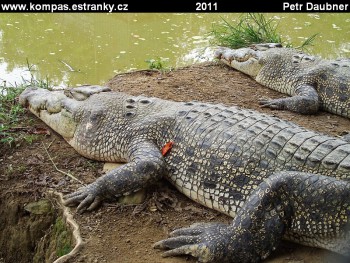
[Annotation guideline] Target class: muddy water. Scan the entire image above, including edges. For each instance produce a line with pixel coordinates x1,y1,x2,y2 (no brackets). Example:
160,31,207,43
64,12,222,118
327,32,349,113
0,13,349,87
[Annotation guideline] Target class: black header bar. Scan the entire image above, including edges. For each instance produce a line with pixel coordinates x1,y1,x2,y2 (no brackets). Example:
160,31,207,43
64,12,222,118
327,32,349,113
0,0,349,13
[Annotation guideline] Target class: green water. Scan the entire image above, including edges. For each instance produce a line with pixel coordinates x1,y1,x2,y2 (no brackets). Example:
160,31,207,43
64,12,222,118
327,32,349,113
0,13,349,87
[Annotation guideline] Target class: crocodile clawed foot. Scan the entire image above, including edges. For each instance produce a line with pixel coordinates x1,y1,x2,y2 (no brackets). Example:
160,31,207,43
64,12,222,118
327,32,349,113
63,182,105,213
64,85,111,101
154,222,233,263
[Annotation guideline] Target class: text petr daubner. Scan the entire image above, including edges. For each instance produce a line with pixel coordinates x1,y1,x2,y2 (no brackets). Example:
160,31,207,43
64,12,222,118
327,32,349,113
283,2,348,11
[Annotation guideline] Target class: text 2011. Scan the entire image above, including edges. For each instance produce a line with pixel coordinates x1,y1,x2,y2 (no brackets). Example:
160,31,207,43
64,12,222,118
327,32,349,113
195,2,217,11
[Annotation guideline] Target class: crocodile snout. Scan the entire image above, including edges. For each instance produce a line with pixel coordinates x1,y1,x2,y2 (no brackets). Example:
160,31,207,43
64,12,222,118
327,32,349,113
19,86,78,140
19,86,67,114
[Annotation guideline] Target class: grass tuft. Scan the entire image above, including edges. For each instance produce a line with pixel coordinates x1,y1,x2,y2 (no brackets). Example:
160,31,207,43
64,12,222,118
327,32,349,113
210,13,317,50
0,60,51,147
145,57,172,72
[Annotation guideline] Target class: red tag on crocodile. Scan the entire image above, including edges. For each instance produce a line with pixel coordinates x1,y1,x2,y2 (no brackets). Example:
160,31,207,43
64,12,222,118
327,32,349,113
161,141,174,156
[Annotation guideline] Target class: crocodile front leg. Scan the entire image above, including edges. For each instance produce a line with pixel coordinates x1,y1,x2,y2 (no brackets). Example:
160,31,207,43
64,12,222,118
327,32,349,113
63,140,165,213
154,172,350,263
259,84,320,114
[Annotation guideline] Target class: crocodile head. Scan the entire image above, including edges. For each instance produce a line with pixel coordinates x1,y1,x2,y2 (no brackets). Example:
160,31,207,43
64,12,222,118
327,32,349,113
214,43,282,77
18,85,176,162
19,85,111,142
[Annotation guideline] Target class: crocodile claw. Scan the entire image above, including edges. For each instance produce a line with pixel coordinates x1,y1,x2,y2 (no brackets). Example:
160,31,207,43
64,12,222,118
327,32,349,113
154,223,232,263
259,98,285,110
63,183,103,213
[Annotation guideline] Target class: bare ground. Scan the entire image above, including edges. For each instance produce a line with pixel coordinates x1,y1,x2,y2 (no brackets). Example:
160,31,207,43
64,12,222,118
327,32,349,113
1,62,349,263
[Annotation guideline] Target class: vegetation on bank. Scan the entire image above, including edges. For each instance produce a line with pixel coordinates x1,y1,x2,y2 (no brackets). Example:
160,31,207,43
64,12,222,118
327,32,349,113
210,13,317,50
145,56,172,72
0,64,51,147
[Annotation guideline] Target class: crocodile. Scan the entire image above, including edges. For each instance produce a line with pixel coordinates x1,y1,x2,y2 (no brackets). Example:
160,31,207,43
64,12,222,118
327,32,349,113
19,86,350,263
215,43,350,118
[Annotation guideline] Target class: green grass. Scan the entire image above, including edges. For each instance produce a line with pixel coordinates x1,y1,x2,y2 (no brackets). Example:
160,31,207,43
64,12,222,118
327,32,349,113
23,134,39,144
54,217,73,257
210,13,317,50
0,85,27,146
0,60,51,147
145,57,171,72
4,163,27,177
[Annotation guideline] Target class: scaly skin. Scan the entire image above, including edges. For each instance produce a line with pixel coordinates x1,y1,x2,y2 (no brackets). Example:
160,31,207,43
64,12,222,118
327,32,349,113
19,86,350,262
215,43,350,118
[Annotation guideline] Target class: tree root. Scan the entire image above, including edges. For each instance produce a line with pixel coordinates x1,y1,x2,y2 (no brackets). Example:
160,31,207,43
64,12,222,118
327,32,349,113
49,191,84,263
42,141,85,185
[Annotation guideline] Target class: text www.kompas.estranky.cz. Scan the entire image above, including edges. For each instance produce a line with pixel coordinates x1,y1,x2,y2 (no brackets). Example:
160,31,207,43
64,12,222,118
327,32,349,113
1,2,128,12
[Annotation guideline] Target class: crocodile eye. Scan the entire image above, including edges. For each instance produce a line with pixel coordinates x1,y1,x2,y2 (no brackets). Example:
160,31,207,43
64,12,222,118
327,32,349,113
124,112,135,118
178,111,187,116
126,98,136,103
140,99,151,104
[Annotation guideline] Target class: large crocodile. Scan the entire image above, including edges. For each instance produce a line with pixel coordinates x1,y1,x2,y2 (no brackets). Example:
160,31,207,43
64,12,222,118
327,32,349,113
215,44,350,118
19,86,350,263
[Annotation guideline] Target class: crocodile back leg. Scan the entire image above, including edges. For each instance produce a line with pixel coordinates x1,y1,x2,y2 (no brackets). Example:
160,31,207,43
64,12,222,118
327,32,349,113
155,171,350,262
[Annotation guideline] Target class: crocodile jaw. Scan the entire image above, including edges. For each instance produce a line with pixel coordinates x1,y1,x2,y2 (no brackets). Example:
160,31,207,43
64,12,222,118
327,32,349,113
30,106,77,140
229,56,261,77
215,47,263,77
19,87,78,140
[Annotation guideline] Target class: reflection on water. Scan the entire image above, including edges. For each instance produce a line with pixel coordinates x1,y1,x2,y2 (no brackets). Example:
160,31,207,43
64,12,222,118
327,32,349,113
0,13,349,87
